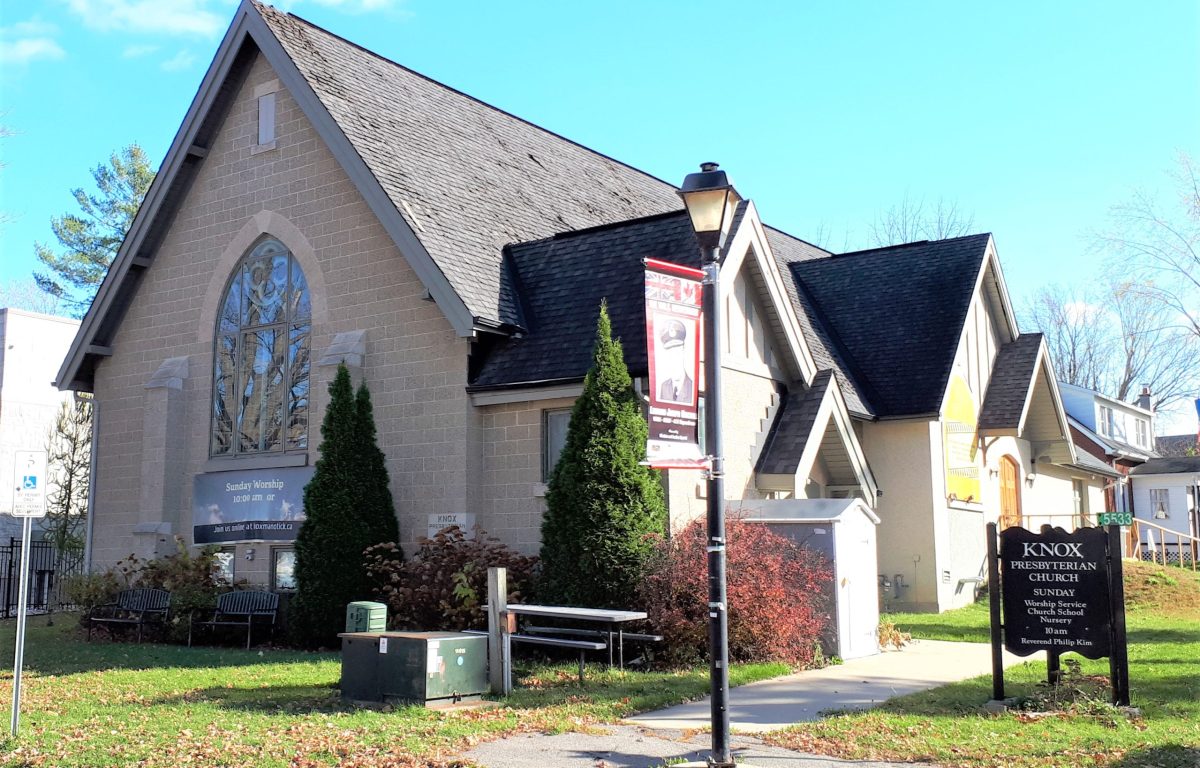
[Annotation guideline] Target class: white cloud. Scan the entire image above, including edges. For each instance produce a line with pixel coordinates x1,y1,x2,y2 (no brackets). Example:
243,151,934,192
121,43,159,58
160,49,197,72
1,16,65,66
0,37,66,65
64,0,224,37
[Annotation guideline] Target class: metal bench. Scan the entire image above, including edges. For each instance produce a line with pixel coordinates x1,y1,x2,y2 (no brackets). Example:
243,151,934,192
462,629,607,682
523,625,662,666
87,588,171,643
189,590,279,649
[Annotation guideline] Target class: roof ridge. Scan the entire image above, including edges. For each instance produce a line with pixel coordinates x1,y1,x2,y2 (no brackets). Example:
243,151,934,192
834,231,992,259
260,2,682,199
763,224,833,260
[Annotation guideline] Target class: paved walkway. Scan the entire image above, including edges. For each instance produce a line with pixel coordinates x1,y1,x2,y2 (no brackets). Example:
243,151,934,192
463,639,1027,767
628,639,1024,732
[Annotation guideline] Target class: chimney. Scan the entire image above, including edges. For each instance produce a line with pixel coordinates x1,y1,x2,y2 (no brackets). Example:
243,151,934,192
1136,384,1152,412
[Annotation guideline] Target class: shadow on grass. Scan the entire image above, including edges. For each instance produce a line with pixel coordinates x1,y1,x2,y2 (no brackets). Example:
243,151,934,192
1105,745,1200,768
148,683,350,714
0,617,335,676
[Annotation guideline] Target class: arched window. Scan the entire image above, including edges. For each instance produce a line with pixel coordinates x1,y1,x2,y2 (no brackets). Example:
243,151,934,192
211,238,310,456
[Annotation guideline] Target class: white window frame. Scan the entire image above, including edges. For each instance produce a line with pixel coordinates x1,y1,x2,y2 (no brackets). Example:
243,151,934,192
1098,405,1114,437
1150,488,1170,519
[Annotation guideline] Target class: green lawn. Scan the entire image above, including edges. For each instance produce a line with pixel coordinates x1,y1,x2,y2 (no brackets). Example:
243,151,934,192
0,617,787,767
768,562,1200,768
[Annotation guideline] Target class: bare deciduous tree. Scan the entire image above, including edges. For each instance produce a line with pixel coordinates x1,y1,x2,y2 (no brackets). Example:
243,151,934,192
1022,280,1200,412
869,195,976,246
0,278,63,315
43,398,91,617
1099,153,1200,336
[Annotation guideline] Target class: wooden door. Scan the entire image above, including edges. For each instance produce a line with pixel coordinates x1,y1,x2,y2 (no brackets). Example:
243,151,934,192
1000,456,1023,530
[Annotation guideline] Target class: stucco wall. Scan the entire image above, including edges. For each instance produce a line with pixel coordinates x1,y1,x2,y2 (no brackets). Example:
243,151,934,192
863,418,940,611
88,53,468,583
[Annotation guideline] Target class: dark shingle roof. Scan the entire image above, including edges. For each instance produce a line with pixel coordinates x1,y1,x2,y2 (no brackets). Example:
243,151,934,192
470,212,700,388
978,333,1044,430
765,229,873,417
785,234,992,418
756,370,833,475
1130,456,1200,475
257,3,682,326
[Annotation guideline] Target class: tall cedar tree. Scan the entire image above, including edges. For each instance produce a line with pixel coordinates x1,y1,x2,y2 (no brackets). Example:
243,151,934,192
539,303,667,607
290,365,400,646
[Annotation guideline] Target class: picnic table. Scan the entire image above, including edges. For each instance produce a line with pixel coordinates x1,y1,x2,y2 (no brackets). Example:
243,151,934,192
507,604,651,668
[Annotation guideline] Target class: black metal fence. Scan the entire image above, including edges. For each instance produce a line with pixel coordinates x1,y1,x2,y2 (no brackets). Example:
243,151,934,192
0,538,85,618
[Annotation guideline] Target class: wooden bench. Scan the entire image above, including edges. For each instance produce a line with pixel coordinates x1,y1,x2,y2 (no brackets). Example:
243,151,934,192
87,588,171,643
189,590,279,649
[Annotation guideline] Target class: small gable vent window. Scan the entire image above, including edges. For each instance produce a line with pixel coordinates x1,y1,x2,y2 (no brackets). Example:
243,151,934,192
211,238,311,457
257,92,276,146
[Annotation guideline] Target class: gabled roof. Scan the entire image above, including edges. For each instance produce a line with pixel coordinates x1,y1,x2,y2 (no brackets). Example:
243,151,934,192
756,370,834,475
469,211,699,389
257,3,681,327
765,229,872,417
978,333,1044,430
783,234,992,418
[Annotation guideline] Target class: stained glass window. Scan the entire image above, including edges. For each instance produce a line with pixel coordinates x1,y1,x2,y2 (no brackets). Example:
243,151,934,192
211,239,310,456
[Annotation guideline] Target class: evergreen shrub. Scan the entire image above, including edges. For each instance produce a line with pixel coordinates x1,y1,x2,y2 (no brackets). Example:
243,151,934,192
638,518,832,667
289,364,401,648
365,525,537,632
538,303,667,608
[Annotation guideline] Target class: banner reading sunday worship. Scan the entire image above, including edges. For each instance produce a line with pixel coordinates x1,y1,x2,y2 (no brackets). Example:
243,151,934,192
644,258,707,469
192,466,314,544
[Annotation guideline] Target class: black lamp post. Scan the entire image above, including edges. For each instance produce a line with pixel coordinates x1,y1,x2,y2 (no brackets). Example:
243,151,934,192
678,162,741,768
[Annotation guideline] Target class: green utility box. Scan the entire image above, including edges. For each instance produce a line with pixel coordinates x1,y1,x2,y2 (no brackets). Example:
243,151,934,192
345,601,387,633
338,631,487,705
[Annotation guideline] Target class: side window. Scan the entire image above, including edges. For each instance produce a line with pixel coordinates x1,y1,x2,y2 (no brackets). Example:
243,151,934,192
271,548,296,591
1150,488,1170,519
542,409,572,481
258,92,276,146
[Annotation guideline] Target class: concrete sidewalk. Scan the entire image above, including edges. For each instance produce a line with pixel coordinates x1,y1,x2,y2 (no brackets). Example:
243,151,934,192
463,639,1027,766
628,638,1025,732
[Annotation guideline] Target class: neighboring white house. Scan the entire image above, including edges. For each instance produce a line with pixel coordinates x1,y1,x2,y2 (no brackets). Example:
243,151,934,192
1058,382,1156,515
1128,456,1200,565
0,309,82,541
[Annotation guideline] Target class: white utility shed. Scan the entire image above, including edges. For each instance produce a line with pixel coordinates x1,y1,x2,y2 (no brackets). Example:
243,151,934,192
732,498,881,660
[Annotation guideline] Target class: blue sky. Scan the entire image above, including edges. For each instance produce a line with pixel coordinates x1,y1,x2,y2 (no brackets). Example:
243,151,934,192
2,0,1197,315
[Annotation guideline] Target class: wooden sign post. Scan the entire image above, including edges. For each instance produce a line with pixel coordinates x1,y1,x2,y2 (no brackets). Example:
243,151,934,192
988,522,1129,706
486,567,512,696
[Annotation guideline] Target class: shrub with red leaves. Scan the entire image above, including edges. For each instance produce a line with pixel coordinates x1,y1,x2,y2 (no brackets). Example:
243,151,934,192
365,525,537,632
638,518,832,667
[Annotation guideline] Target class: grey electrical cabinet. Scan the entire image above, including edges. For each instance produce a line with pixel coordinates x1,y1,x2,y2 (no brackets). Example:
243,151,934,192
338,631,487,705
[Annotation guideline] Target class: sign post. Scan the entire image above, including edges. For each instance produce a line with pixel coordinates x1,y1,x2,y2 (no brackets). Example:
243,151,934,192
10,449,48,737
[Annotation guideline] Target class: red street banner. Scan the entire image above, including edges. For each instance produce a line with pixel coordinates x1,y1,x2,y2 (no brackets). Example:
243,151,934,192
644,258,707,469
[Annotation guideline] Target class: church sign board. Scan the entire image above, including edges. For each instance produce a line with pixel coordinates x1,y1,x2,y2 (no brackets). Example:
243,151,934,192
987,523,1130,706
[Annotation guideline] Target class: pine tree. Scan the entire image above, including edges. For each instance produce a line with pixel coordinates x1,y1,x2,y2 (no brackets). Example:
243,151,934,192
538,302,668,608
290,364,400,647
34,144,155,314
